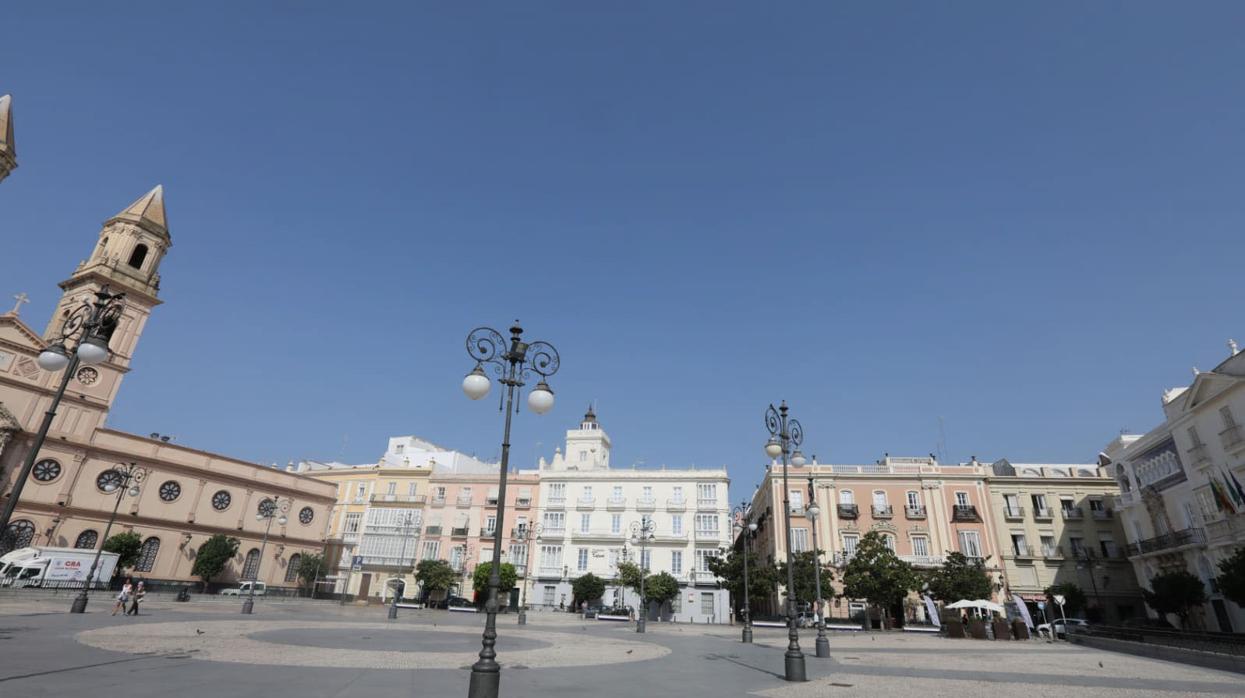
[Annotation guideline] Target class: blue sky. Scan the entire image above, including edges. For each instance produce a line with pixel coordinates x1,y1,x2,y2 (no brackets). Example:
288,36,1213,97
3,2,1244,500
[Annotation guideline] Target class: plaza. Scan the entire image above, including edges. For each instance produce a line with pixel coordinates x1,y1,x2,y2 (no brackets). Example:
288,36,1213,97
0,594,1239,697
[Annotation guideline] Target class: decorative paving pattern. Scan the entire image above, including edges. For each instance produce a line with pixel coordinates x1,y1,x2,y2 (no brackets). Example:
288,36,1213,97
76,620,670,669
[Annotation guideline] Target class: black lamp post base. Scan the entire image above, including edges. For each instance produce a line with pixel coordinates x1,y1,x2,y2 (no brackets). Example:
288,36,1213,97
467,666,500,698
69,593,88,614
742,625,753,643
241,599,254,615
784,652,807,682
388,604,398,620
815,634,830,658
636,617,646,633
517,611,527,625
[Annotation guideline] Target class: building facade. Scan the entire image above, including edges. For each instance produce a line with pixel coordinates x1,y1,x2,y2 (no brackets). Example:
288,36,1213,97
0,186,336,590
1104,343,1245,633
524,408,732,623
985,460,1144,624
0,94,14,184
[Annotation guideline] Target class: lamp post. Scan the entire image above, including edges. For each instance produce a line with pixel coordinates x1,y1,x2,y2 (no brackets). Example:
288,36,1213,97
732,502,758,643
630,519,655,633
69,462,146,613
461,322,560,698
389,511,417,620
242,496,288,614
805,477,830,658
515,522,543,625
765,401,808,682
1,289,125,545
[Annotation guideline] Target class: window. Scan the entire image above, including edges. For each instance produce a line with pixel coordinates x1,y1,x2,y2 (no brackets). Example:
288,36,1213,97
578,548,589,571
958,531,981,558
421,540,440,560
791,528,809,552
611,514,622,534
695,549,718,572
127,243,148,269
1040,535,1057,557
449,546,464,570
906,491,920,508
31,459,61,482
1,520,34,555
643,486,653,499
955,492,970,507
1193,495,1213,524
882,534,896,552
74,530,98,549
211,490,232,511
872,491,887,507
158,481,181,502
697,483,716,501
701,592,715,616
640,549,651,570
387,482,396,496
1069,537,1086,557
356,483,366,499
1010,533,1028,556
1221,406,1238,429
612,485,623,500
486,515,498,534
134,537,160,572
242,548,261,580
1100,537,1119,558
582,486,593,500
509,544,527,568
395,444,405,454
694,514,718,535
549,483,566,501
580,513,591,534
1031,494,1048,514
343,512,362,534
671,550,683,575
671,514,683,536
543,512,565,532
1004,494,1020,514
435,486,447,500
912,535,929,557
789,489,804,512
540,545,563,570
839,490,854,505
285,553,302,582
609,548,620,569
460,486,473,501
298,507,314,525
408,482,417,496
641,514,653,531
579,450,587,462
672,486,684,503
842,534,859,556
1088,498,1105,512
1060,497,1076,512
543,586,556,605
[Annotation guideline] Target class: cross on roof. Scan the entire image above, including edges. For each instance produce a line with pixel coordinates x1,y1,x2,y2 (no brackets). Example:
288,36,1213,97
10,292,28,315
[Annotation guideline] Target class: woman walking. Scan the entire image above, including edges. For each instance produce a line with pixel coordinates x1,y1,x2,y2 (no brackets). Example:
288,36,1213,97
111,578,133,616
126,580,146,616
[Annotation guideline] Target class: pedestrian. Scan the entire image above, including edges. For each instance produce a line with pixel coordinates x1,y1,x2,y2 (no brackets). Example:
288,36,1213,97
127,581,146,616
112,578,133,616
580,600,587,619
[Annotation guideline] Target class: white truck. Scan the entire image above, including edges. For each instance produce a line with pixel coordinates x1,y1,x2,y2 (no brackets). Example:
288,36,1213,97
0,546,119,588
219,581,266,597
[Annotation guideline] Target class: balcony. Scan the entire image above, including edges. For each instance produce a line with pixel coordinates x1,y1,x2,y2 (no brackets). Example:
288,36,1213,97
546,497,566,510
904,505,926,519
537,566,564,579
1208,516,1245,545
1221,424,1244,453
696,498,717,511
952,505,980,522
837,504,859,519
370,493,427,504
430,497,446,508
424,525,442,536
486,497,499,507
1091,508,1113,521
1003,506,1025,521
542,527,566,537
514,497,532,509
636,497,657,511
871,504,893,518
1126,528,1206,556
900,555,944,568
1033,507,1054,521
1061,507,1084,521
1042,546,1063,560
666,498,687,511
480,528,498,539
832,551,856,566
1011,545,1034,560
359,555,418,567
606,497,627,511
455,496,472,508
576,497,596,510
450,527,470,538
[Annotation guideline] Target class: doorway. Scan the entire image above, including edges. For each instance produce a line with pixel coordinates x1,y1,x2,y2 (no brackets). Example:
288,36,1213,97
357,573,371,600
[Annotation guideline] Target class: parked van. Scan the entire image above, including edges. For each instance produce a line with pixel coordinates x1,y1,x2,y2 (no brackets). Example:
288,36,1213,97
219,581,266,596
0,547,119,587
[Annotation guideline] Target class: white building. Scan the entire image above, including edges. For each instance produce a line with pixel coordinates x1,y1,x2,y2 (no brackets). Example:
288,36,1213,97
1104,341,1245,633
523,408,732,623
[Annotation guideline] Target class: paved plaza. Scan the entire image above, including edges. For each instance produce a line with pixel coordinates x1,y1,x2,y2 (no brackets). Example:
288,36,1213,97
0,595,1240,697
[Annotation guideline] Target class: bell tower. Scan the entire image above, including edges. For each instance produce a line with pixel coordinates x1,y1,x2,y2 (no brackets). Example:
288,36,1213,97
564,405,612,470
0,94,15,184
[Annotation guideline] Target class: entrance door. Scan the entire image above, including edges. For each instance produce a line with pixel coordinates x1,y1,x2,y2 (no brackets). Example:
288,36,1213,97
1212,599,1233,632
357,573,371,600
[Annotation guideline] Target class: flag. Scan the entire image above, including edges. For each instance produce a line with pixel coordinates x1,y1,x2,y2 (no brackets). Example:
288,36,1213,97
1013,594,1035,630
923,595,941,628
1223,467,1245,506
1209,476,1236,514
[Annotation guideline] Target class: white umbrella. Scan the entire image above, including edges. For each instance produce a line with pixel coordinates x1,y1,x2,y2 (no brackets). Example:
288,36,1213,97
946,599,1005,613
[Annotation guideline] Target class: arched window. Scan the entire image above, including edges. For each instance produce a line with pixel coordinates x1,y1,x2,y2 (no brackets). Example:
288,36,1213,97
135,537,160,572
838,490,854,505
241,548,261,580
127,244,149,269
882,534,896,552
74,530,99,549
285,553,302,583
0,519,36,555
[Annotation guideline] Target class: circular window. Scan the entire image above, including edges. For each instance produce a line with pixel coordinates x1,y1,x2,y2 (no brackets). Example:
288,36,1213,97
96,469,124,493
159,481,181,502
258,498,277,517
211,490,232,511
31,459,62,483
76,367,99,386
299,506,314,525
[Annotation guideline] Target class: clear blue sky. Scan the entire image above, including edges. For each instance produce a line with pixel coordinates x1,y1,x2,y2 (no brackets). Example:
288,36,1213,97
4,2,1244,501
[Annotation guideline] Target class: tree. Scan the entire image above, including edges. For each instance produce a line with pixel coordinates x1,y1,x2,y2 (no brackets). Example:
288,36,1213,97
102,531,143,571
616,560,644,596
927,552,993,602
191,534,239,591
572,573,606,608
415,559,457,601
1214,548,1245,607
1143,570,1208,626
842,531,918,621
296,553,330,595
643,571,680,605
776,550,835,607
707,548,780,615
472,561,518,598
1044,582,1087,616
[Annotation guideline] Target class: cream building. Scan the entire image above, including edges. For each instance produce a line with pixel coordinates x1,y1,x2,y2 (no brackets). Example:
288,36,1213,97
524,408,732,623
0,185,336,590
1105,341,1245,633
985,460,1143,624
0,94,14,183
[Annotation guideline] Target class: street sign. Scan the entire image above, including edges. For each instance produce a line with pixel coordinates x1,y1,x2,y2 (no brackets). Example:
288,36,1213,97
1053,594,1066,606
352,555,363,571
1037,601,1046,609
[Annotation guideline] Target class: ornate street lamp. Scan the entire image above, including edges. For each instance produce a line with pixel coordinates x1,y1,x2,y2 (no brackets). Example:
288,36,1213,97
389,511,417,620
765,401,808,682
462,322,560,698
805,476,830,658
242,496,288,614
514,522,543,625
732,501,758,643
69,462,146,613
1,289,125,544
630,519,655,633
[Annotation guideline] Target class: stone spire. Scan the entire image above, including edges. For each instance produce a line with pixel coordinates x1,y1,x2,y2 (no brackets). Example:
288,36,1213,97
107,185,169,240
0,94,15,184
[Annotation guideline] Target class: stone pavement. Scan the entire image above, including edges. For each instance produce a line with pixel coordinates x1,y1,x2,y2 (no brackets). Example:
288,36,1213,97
0,595,1239,697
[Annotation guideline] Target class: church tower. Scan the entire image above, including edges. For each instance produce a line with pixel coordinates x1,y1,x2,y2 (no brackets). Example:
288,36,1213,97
43,186,170,391
0,94,15,184
563,405,611,470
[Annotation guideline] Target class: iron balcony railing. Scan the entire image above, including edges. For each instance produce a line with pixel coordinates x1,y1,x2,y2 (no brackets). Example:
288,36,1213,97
1127,528,1206,556
546,497,566,509
904,505,926,519
1061,507,1084,520
951,505,979,522
1033,507,1054,520
1091,508,1113,520
635,497,656,511
1042,546,1063,559
665,498,687,511
370,494,427,504
1012,545,1034,559
514,498,532,508
837,503,859,519
424,525,442,535
1003,506,1025,520
430,497,446,507
871,504,893,518
606,497,627,510
450,527,470,537
455,496,472,507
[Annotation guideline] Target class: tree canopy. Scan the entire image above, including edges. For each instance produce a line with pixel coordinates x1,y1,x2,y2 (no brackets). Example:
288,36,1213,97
191,534,239,589
776,550,835,605
572,573,607,607
1143,569,1207,624
707,547,780,612
472,562,518,595
927,552,993,602
616,560,644,596
643,571,680,604
842,531,918,614
102,531,143,570
416,559,458,595
1044,582,1087,616
296,553,331,592
1214,548,1245,607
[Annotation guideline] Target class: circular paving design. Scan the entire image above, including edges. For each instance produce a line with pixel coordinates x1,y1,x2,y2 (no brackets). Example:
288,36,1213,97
76,620,669,669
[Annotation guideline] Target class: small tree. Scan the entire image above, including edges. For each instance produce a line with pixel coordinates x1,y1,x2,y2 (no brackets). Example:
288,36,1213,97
643,571,680,606
707,547,780,617
776,550,835,608
415,559,457,601
616,560,644,596
842,531,918,624
1214,548,1245,607
191,534,240,591
103,531,143,571
1143,570,1207,627
296,553,330,596
572,573,607,608
472,562,518,599
927,552,993,602
1044,582,1087,617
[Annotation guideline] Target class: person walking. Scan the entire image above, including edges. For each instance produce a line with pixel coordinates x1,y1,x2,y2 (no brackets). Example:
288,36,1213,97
126,581,146,616
112,578,133,616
